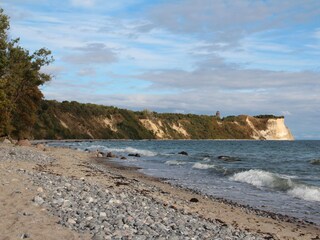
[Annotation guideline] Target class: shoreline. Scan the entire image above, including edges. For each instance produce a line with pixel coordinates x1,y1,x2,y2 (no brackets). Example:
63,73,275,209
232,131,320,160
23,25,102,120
0,142,319,239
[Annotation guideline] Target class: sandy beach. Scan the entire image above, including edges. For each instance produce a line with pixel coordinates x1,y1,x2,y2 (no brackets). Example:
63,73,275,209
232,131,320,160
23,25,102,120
0,142,319,240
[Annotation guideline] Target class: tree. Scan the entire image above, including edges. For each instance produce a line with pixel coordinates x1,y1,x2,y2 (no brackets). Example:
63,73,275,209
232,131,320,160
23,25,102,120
0,8,53,138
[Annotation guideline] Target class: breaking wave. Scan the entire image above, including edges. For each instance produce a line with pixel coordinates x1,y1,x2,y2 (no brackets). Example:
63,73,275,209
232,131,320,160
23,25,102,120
85,146,157,157
230,169,320,202
192,162,215,170
288,186,320,202
165,160,186,166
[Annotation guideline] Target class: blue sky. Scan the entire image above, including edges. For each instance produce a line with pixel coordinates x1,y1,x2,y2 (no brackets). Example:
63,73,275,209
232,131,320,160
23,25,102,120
1,0,320,139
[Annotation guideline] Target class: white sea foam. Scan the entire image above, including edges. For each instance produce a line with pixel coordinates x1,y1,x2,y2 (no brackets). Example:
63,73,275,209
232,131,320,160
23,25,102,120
230,170,276,187
230,169,294,189
203,157,211,162
165,160,186,166
107,147,157,157
231,169,320,202
192,162,215,170
288,186,320,202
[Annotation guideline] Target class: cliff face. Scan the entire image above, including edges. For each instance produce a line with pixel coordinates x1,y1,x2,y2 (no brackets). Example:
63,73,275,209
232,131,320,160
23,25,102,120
247,118,294,140
33,100,294,140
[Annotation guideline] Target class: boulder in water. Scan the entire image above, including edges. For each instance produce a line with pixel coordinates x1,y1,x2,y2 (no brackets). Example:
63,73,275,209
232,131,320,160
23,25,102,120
310,159,320,165
106,152,116,158
178,151,188,156
128,153,141,157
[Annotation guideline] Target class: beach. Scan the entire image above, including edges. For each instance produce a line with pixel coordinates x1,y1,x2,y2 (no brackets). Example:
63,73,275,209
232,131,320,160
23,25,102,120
0,142,319,240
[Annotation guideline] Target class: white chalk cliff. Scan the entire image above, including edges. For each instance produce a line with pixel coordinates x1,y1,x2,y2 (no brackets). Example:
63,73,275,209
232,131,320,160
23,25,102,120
247,118,294,140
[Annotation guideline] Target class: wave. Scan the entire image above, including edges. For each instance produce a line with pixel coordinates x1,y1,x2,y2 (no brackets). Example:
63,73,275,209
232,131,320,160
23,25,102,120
165,160,186,166
84,146,157,157
310,159,320,165
288,186,320,202
230,169,320,202
192,162,215,170
229,170,292,189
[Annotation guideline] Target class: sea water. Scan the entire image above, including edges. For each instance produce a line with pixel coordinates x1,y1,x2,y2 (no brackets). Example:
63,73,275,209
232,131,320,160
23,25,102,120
48,140,320,224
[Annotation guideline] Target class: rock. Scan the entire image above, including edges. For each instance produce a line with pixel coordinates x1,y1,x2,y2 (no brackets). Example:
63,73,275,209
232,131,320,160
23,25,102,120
37,187,44,193
67,218,76,225
33,196,44,205
2,138,12,144
16,139,31,147
128,153,141,157
20,233,30,239
120,156,127,160
106,152,116,158
178,151,188,156
35,144,46,151
190,198,199,203
99,212,107,217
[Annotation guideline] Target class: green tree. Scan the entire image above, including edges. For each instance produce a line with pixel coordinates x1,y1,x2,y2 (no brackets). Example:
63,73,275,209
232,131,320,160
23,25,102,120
0,8,53,138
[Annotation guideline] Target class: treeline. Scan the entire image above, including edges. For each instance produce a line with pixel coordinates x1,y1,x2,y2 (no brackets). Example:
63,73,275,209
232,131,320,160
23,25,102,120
0,9,53,139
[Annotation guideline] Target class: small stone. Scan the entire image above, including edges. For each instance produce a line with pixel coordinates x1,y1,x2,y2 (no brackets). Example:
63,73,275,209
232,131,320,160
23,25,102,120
190,198,199,203
109,199,122,204
33,196,44,205
67,218,76,225
99,212,107,217
87,197,94,203
86,216,94,221
20,233,29,239
37,187,44,193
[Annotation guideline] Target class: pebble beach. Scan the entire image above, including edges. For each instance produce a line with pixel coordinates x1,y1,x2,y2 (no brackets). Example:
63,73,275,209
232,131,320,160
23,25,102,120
0,142,319,240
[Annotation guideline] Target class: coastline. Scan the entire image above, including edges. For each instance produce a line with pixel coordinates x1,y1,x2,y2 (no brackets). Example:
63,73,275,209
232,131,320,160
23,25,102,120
0,142,319,239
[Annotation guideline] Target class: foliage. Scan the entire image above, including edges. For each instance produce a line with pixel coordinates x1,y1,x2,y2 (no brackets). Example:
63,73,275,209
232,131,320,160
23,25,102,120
254,115,284,119
0,9,53,138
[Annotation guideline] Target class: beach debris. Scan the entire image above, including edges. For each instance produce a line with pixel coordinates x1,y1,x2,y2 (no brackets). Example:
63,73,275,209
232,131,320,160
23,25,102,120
178,151,188,156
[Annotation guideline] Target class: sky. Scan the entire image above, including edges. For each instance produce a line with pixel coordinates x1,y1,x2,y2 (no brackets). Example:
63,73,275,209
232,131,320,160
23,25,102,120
1,0,320,139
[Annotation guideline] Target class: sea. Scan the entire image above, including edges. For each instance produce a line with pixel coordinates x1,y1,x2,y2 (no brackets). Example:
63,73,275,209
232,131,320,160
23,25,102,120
48,140,320,225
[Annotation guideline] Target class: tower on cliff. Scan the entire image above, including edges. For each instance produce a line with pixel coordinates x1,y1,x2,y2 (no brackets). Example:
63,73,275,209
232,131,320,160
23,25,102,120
215,111,221,118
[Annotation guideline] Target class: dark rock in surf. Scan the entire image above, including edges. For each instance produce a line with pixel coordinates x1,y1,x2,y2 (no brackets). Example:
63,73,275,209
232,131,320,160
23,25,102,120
106,152,116,158
128,153,141,157
178,151,188,156
120,157,127,160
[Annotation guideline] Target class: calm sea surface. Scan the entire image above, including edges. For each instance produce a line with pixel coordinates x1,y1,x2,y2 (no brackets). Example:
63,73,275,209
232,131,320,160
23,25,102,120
48,140,320,224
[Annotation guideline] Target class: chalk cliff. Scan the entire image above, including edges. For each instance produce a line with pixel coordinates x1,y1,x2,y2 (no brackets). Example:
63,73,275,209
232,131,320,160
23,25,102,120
247,117,294,140
33,100,294,140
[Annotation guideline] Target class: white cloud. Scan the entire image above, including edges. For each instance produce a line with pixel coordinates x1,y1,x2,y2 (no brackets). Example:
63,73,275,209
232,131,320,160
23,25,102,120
63,43,118,65
70,0,95,7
